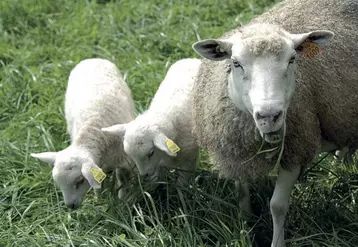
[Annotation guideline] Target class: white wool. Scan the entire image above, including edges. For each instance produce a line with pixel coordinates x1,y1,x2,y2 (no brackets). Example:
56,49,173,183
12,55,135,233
31,58,136,209
102,58,201,185
191,0,358,246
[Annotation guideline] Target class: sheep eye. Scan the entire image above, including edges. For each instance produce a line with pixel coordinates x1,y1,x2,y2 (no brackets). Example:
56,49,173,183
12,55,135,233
147,149,154,159
232,60,242,68
289,53,297,64
75,177,85,189
289,57,295,64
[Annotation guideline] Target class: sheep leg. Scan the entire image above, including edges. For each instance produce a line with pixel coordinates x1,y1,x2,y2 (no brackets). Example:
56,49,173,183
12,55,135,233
176,164,196,187
334,147,349,161
270,165,301,247
235,180,252,217
116,166,133,200
93,170,112,199
176,153,198,186
94,188,101,199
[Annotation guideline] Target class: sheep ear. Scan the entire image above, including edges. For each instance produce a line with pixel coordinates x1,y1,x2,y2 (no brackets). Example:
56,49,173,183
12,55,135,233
101,124,128,138
291,30,334,53
81,162,105,189
30,152,57,164
153,132,179,157
192,39,232,61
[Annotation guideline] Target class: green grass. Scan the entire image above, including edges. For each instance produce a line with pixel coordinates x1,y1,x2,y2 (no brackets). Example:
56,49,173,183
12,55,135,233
1,0,358,246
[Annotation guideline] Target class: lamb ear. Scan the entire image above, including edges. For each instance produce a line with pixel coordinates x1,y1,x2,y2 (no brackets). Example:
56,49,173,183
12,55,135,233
81,162,104,189
192,39,232,61
101,124,128,138
291,30,334,51
30,152,57,164
153,132,178,157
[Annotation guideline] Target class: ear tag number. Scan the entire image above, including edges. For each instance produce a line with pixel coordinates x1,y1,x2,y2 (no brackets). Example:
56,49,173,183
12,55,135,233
90,168,106,184
165,138,180,153
302,41,321,59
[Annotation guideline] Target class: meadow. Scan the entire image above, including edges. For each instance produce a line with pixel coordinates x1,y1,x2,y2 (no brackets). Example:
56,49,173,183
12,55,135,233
1,0,358,246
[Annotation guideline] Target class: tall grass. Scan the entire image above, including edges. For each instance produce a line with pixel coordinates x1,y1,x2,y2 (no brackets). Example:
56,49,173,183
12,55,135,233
1,0,358,246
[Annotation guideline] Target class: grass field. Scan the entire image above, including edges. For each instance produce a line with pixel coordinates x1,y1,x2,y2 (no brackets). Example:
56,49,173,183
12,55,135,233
1,0,358,246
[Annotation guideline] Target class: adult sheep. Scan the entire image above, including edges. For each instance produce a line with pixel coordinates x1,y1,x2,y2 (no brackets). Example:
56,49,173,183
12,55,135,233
31,58,136,209
191,0,358,246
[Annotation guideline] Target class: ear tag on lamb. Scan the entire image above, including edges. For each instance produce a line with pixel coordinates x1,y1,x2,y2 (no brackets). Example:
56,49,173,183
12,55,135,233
302,41,321,59
165,138,180,153
90,168,106,184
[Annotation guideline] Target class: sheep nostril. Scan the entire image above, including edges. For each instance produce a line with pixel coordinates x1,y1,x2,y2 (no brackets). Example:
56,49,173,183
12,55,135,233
273,111,283,123
255,112,265,120
143,174,151,181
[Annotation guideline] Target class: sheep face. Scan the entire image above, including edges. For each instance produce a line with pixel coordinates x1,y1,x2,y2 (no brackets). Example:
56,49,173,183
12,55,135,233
101,123,177,180
192,23,333,143
31,147,104,209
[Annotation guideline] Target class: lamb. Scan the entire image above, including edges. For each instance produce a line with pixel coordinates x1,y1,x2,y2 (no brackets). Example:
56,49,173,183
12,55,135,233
31,58,136,209
191,0,358,246
101,58,201,186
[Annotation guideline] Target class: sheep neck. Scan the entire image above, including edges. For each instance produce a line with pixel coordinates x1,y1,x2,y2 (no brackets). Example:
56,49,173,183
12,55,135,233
141,111,178,140
72,123,108,165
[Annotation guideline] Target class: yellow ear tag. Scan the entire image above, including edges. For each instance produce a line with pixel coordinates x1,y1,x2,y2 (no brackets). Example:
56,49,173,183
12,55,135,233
165,138,180,153
90,168,106,184
302,41,321,59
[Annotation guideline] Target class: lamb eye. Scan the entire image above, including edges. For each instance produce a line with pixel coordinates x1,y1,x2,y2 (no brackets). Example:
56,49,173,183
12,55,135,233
232,60,242,68
147,149,154,159
75,177,85,189
289,56,296,64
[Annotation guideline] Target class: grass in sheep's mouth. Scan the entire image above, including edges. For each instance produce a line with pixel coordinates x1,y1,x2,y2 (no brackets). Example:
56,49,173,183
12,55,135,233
242,122,286,166
266,130,281,136
274,122,286,167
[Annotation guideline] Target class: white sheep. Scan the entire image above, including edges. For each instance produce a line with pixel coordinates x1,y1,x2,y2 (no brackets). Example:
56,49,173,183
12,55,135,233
101,58,201,186
191,0,358,246
31,58,136,209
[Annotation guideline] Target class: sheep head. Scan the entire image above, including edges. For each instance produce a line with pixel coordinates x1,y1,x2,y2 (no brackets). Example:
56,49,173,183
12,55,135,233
31,147,105,209
102,119,178,181
192,23,334,143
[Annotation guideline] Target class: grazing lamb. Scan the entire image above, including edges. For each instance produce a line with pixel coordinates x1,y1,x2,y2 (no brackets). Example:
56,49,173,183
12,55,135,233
31,58,136,209
191,0,358,246
102,58,201,186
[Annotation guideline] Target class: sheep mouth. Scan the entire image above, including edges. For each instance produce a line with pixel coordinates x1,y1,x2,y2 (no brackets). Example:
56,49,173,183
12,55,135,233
264,128,283,144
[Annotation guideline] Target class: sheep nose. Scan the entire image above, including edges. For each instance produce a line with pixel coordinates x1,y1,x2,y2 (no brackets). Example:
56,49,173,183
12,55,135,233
145,167,156,177
143,174,151,181
255,110,283,123
144,172,155,182
66,203,79,210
